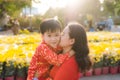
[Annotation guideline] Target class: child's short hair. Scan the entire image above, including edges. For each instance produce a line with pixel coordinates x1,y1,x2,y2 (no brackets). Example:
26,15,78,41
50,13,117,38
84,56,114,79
40,18,62,34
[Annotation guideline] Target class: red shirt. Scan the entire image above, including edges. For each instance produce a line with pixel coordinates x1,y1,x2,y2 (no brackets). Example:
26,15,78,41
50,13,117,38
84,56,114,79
50,56,80,80
27,41,68,80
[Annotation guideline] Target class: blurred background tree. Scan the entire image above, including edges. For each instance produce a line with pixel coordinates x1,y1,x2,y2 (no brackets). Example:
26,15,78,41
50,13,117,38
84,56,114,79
0,0,120,31
104,0,120,16
0,0,31,27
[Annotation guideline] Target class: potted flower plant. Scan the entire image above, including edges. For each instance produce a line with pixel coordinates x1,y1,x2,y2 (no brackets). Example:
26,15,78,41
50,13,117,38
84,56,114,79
78,72,84,78
116,53,120,73
102,53,110,74
93,56,103,76
15,58,27,80
84,69,93,77
0,62,4,80
108,53,119,74
0,54,6,80
118,60,120,73
4,59,16,80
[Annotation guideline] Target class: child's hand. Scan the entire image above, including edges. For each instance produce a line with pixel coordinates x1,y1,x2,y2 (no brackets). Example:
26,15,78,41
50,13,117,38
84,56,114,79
34,71,40,78
33,77,38,80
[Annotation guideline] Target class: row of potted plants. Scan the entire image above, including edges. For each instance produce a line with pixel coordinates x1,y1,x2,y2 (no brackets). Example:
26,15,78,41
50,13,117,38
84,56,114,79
0,58,28,80
87,32,120,42
79,51,120,77
0,51,119,80
80,65,120,77
0,41,119,62
1,57,119,80
0,32,119,80
0,32,120,44
0,33,41,44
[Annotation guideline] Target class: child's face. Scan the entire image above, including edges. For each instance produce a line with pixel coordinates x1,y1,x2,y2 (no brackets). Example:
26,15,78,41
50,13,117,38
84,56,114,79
42,30,61,48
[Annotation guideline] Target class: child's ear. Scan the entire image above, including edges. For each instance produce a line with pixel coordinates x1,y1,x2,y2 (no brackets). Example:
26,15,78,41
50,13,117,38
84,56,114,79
70,38,75,45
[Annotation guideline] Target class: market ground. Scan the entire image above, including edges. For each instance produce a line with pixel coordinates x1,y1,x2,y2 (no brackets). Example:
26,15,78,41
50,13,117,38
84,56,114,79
80,74,120,80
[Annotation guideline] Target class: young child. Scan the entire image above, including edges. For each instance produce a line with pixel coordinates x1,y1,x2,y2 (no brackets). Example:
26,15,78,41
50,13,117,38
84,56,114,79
27,18,69,80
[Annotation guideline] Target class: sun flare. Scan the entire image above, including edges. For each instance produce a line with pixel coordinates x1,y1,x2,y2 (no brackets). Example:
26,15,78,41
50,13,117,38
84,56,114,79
32,0,79,15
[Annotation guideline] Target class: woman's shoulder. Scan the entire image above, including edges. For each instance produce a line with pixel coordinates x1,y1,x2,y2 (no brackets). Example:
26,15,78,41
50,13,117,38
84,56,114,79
54,56,79,80
62,56,78,68
56,56,79,73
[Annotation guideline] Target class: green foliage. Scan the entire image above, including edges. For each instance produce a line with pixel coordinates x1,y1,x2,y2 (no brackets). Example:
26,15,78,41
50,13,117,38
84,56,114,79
104,0,120,16
19,16,42,30
102,54,110,67
104,1,114,15
32,16,42,29
19,17,30,28
4,60,16,77
113,17,120,25
0,62,4,78
16,62,27,77
0,0,31,17
108,56,119,67
93,57,103,68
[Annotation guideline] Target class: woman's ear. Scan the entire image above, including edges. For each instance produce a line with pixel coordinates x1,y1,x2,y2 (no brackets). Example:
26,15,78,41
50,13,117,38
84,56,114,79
70,38,75,45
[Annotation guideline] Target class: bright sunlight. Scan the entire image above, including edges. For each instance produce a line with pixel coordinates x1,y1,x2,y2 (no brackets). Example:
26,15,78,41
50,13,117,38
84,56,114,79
32,0,80,15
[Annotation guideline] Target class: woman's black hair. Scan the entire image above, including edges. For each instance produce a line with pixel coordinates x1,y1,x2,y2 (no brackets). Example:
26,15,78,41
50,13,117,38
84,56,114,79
40,18,61,34
68,22,92,73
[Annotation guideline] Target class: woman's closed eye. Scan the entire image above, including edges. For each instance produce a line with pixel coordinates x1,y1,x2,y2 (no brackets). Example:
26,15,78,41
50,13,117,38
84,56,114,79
48,34,51,37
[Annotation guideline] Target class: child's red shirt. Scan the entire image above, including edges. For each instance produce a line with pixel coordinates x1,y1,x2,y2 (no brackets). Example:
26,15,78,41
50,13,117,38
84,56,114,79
27,41,68,80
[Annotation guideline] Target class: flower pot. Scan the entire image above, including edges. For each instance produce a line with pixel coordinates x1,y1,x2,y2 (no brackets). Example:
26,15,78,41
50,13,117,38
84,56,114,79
0,78,3,80
16,76,26,80
85,69,93,77
118,66,120,73
93,68,102,75
5,76,14,80
78,72,84,78
102,66,109,74
110,66,118,74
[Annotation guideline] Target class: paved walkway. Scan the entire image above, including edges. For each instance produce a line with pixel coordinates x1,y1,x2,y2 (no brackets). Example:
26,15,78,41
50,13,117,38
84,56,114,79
111,25,120,32
0,30,13,35
0,25,120,35
80,74,120,80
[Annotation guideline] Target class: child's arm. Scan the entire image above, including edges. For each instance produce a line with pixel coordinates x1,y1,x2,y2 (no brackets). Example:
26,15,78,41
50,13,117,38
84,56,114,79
46,77,53,80
39,44,69,66
27,48,40,80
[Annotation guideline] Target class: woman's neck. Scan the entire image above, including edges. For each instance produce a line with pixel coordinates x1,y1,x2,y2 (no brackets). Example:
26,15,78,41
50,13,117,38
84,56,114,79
62,47,72,53
63,47,75,57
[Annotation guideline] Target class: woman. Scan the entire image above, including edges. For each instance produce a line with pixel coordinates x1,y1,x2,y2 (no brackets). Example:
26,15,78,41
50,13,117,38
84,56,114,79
49,22,92,80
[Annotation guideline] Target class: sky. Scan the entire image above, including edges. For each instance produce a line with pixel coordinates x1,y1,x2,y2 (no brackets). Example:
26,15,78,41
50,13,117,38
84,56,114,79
32,0,79,15
23,0,102,16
